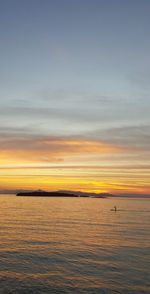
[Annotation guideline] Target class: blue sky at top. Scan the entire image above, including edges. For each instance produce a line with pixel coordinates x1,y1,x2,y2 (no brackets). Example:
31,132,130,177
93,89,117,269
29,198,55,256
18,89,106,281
0,0,150,141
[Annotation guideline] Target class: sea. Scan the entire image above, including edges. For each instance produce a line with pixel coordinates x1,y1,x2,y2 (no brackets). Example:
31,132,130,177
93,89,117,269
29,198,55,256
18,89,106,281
0,195,149,294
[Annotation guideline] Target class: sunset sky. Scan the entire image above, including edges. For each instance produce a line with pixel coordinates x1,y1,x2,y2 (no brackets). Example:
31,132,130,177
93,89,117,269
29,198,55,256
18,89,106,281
0,0,150,194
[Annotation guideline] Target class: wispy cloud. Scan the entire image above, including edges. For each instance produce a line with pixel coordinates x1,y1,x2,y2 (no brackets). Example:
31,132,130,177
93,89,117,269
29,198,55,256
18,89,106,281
88,124,150,150
0,133,128,165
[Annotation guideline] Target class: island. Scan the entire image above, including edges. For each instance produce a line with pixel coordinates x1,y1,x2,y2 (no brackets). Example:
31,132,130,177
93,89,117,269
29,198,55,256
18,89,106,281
16,190,113,198
16,190,78,197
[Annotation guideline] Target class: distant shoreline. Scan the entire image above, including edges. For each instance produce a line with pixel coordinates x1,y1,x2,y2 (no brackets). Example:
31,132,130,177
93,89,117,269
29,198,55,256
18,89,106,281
0,190,149,198
16,190,109,198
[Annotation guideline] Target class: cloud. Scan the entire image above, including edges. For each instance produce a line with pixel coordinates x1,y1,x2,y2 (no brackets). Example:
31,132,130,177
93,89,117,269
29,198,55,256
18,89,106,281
88,124,150,151
1,90,149,126
1,164,150,170
0,133,128,165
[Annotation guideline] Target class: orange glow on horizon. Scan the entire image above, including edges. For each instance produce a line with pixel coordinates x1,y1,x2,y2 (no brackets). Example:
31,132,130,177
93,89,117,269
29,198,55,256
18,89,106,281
0,138,149,195
0,166,150,194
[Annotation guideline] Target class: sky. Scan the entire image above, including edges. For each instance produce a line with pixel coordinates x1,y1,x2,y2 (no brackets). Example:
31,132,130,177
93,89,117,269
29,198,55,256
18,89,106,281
0,0,150,194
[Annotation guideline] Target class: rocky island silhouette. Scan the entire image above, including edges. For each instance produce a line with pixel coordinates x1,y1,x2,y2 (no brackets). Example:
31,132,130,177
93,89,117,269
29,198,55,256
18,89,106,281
16,190,112,198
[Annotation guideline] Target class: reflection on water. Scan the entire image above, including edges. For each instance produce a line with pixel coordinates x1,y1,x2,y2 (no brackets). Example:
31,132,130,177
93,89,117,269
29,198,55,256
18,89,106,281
0,196,150,293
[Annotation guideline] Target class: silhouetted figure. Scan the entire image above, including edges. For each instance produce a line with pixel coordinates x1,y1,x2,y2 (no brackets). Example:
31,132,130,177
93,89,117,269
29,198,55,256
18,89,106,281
114,206,117,211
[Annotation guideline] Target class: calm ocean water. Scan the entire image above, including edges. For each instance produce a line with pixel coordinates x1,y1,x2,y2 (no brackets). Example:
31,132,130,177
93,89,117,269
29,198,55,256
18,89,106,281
0,195,149,294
